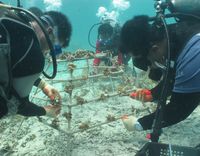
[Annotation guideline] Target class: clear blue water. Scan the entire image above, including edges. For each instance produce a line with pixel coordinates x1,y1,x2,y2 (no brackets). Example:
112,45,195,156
2,0,155,51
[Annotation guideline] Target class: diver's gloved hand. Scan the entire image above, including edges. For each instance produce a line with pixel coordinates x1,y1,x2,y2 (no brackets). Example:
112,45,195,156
38,79,61,104
44,104,61,118
130,89,152,102
121,115,143,131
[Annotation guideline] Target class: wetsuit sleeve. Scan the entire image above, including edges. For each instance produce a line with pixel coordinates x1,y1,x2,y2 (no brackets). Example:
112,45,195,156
151,80,172,101
138,92,200,130
34,77,42,87
0,96,8,118
93,41,101,66
17,96,46,116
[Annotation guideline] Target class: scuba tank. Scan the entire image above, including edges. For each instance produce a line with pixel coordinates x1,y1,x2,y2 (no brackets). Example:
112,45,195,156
167,0,200,16
0,3,58,79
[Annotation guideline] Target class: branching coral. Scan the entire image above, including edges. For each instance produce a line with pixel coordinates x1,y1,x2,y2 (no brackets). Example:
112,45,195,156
51,118,60,129
68,63,76,73
103,68,111,76
117,85,128,95
99,93,108,101
64,83,74,95
75,96,87,105
106,113,116,122
79,122,89,130
63,112,72,120
74,49,94,58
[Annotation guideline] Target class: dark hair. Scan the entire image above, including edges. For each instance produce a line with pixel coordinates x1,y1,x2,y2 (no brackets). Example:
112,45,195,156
28,7,44,17
44,11,72,47
120,15,172,71
98,23,113,36
120,15,153,71
121,14,200,72
120,15,151,57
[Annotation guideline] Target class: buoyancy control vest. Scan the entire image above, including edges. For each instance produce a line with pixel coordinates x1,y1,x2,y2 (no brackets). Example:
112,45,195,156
0,6,35,101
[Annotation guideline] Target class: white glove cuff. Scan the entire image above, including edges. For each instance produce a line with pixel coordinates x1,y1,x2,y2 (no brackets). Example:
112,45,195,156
38,79,47,89
134,121,143,131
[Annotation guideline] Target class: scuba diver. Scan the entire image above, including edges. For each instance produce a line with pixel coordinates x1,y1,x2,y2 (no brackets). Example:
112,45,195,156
120,1,200,132
93,22,123,67
0,4,72,118
93,22,135,75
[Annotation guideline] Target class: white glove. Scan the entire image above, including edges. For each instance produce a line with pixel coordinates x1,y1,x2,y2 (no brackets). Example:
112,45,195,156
121,115,143,131
38,79,61,104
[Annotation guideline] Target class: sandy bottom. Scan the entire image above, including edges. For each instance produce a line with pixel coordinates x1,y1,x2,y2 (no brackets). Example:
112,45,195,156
1,61,200,156
1,94,200,156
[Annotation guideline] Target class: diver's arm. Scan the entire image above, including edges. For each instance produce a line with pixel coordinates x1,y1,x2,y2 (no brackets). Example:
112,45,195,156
150,80,172,101
93,41,101,66
0,96,8,118
34,78,48,90
17,96,46,116
138,92,200,130
34,77,42,87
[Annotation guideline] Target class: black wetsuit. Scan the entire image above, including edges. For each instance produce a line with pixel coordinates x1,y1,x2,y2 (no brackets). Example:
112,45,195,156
138,33,200,130
0,14,46,118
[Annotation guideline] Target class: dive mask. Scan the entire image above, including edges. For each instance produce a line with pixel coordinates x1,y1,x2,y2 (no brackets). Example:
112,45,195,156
99,38,112,47
40,15,62,56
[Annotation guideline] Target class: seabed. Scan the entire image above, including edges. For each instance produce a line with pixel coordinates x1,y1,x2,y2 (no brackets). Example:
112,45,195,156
0,49,200,156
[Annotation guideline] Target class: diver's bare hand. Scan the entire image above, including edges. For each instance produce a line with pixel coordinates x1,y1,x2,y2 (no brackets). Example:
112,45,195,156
44,104,61,118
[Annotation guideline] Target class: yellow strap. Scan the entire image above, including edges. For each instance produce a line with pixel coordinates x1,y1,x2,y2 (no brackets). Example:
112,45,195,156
0,4,12,9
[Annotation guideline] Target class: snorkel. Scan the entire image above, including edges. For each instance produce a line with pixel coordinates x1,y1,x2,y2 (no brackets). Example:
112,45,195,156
52,26,62,56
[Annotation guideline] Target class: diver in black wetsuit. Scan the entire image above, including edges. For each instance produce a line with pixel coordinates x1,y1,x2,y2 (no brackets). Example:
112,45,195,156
120,15,200,131
0,6,72,118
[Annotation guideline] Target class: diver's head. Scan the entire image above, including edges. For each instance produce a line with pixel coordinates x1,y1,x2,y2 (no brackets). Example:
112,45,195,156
40,11,72,56
42,11,72,48
28,7,43,17
120,15,151,71
98,23,114,46
120,15,167,71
